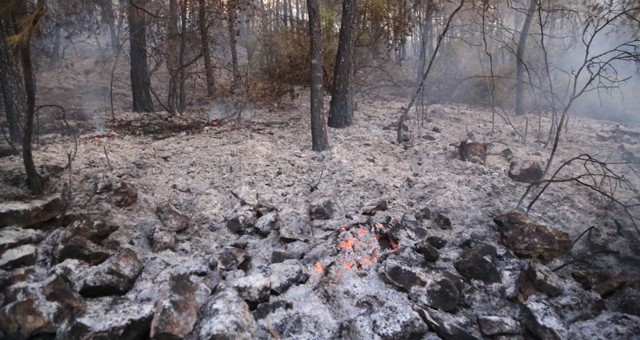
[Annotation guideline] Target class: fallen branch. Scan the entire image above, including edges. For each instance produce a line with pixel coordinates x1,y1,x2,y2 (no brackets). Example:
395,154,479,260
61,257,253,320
552,249,619,272
518,154,639,233
310,170,324,193
103,144,113,171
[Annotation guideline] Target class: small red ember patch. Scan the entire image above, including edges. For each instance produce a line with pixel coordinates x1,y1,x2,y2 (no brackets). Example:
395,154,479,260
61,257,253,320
336,223,397,272
339,237,355,249
374,223,399,251
314,261,323,274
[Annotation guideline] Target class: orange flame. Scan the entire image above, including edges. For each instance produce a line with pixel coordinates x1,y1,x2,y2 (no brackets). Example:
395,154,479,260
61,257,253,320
344,262,355,269
358,228,367,236
339,237,355,249
314,262,323,274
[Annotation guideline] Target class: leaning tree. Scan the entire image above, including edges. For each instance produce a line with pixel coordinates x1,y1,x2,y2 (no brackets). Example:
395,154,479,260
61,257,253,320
5,0,48,194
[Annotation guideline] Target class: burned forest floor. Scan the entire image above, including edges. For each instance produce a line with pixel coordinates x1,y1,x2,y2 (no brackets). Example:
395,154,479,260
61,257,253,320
1,88,640,339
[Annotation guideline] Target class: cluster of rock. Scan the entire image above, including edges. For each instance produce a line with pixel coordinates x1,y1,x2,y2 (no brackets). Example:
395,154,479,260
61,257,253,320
458,140,543,184
374,210,640,339
1,183,639,339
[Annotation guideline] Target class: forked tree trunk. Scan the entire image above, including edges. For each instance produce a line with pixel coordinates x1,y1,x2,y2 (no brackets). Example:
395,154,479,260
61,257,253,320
307,0,329,151
515,0,536,116
128,0,154,112
327,0,357,128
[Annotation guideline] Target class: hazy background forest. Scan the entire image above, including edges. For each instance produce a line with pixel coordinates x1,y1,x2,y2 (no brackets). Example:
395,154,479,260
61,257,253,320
2,0,639,145
1,0,637,195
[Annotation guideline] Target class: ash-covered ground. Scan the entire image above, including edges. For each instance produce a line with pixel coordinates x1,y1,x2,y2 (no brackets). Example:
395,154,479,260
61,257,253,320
1,91,640,339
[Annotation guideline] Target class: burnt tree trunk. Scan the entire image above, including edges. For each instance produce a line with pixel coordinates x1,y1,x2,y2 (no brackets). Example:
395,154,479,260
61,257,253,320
328,0,357,128
128,0,154,112
199,0,215,96
0,14,25,144
307,0,329,151
515,0,536,116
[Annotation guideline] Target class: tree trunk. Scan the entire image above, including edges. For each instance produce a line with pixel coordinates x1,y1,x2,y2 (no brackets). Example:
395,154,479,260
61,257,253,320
282,0,288,29
0,14,25,144
103,0,118,54
177,0,187,113
307,0,329,151
21,42,43,194
418,1,434,82
238,1,248,43
128,0,154,112
51,23,61,62
275,0,280,30
167,0,180,114
18,0,47,195
515,0,536,116
199,0,215,96
295,0,301,32
327,0,357,128
227,0,242,93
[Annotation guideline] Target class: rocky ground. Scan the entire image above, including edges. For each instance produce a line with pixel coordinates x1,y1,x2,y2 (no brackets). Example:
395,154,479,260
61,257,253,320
1,90,640,339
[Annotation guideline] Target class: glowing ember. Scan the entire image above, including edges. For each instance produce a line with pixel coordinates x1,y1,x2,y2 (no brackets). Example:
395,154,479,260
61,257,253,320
373,224,400,251
335,223,397,275
314,262,323,274
94,136,100,142
360,257,373,265
339,237,355,249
